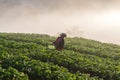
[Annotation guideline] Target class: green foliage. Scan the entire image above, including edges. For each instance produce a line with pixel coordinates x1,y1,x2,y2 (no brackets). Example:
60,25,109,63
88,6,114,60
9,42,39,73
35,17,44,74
0,33,120,80
0,67,28,80
2,55,97,80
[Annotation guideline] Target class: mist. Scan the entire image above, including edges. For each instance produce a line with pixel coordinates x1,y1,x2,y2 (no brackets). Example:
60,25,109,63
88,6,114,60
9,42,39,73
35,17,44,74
0,0,120,44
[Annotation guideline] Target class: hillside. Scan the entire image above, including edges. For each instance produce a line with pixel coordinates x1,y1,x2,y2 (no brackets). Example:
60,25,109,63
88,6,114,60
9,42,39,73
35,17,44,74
0,33,120,80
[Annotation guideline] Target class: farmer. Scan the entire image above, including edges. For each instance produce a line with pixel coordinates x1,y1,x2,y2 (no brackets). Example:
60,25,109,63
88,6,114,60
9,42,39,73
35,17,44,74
53,33,67,51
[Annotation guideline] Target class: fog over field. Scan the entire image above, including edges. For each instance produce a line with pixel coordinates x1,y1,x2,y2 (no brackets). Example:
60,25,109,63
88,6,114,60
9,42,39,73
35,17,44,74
0,0,120,44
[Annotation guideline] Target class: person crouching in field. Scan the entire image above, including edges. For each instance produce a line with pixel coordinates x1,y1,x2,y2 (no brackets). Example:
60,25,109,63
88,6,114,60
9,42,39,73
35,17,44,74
53,33,67,51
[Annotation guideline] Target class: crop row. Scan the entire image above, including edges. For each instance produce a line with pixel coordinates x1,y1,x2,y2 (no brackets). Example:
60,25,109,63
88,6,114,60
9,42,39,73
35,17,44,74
0,39,119,80
0,33,120,80
1,33,120,60
27,48,120,80
1,54,100,80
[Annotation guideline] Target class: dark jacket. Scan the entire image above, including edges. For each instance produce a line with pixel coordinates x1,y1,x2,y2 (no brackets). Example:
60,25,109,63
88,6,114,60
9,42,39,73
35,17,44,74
53,37,64,50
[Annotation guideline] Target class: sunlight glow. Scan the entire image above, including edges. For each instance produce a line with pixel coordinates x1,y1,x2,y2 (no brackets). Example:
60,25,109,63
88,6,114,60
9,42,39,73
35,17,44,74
103,11,120,25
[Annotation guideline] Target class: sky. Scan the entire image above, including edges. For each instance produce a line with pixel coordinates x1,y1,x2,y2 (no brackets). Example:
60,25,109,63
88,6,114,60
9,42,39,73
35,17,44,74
0,0,120,44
